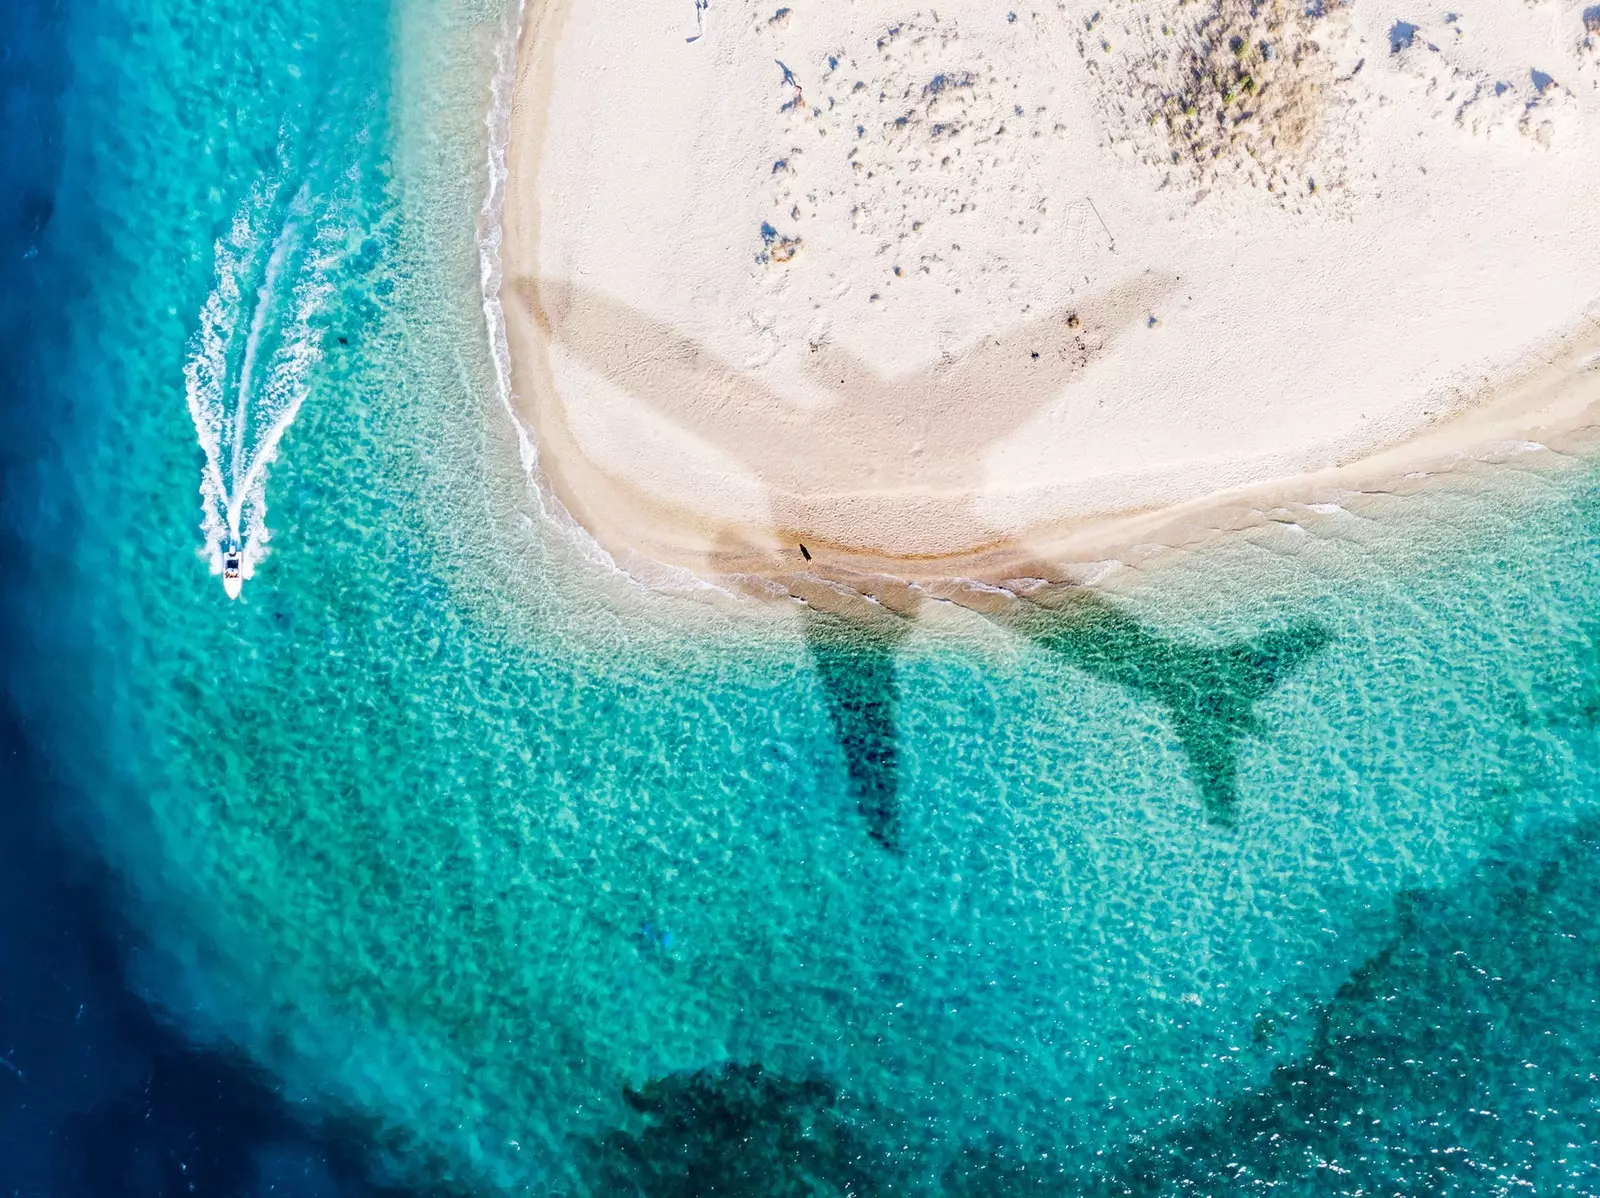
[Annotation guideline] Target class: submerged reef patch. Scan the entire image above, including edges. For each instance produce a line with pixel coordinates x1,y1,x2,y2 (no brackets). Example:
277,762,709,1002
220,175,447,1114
582,1062,892,1197
577,819,1600,1194
1104,815,1600,1190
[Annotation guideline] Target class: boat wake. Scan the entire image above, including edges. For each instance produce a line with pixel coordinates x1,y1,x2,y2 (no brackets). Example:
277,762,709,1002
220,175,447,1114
185,181,339,595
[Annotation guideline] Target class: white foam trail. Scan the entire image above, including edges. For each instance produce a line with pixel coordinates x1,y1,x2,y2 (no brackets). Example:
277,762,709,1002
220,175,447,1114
233,238,337,574
185,195,259,573
185,182,340,588
229,193,303,491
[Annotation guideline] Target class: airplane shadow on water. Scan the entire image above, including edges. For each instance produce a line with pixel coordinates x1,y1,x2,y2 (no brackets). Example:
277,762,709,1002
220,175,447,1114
802,609,910,853
1010,590,1334,823
803,589,1332,848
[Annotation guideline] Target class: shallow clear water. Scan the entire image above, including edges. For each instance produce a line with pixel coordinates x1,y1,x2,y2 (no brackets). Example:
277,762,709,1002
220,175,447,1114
5,0,1600,1193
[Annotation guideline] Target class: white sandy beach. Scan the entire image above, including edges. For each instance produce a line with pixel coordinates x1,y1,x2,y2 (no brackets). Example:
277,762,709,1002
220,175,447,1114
501,0,1600,587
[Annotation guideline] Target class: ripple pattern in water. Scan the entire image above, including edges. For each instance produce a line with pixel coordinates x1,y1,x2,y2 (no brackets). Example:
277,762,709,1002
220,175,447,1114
6,0,1600,1192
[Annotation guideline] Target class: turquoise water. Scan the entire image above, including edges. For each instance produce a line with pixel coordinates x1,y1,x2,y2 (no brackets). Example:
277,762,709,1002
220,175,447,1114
7,0,1600,1192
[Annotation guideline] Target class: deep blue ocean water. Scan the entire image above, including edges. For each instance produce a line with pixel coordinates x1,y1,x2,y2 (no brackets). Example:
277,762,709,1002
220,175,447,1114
0,2,421,1192
3,0,1600,1193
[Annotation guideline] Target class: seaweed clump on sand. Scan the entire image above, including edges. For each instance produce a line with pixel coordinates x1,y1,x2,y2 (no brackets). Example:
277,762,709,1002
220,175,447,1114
1162,0,1338,184
1089,0,1353,202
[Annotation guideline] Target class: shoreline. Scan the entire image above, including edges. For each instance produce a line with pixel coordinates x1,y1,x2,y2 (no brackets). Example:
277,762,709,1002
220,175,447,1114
498,0,1600,612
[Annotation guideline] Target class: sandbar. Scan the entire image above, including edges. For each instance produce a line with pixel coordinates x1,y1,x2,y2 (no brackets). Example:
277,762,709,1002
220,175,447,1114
500,0,1600,595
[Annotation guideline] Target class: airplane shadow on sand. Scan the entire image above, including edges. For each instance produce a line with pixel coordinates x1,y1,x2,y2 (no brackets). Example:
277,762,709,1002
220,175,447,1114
514,272,1175,550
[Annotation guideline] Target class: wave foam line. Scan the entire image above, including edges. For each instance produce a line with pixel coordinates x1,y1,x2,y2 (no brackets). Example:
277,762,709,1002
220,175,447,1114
475,0,729,598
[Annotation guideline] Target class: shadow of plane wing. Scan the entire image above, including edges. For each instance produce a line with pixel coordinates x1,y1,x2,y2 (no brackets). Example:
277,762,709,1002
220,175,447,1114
800,271,1179,463
802,609,910,852
527,272,1179,502
518,276,804,435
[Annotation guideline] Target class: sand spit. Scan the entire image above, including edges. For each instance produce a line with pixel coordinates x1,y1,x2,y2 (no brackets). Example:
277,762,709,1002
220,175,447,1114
500,0,1600,603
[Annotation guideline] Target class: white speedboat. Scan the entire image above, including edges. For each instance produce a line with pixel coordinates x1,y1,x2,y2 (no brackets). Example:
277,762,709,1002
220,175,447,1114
222,545,243,599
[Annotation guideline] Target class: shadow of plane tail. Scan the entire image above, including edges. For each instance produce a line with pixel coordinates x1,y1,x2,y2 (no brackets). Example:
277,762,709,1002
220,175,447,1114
1020,594,1331,821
